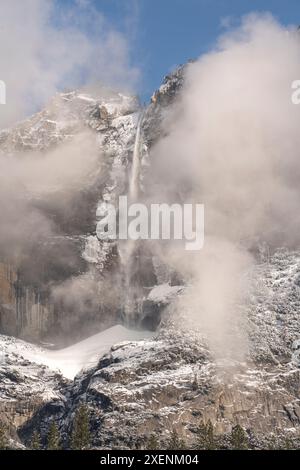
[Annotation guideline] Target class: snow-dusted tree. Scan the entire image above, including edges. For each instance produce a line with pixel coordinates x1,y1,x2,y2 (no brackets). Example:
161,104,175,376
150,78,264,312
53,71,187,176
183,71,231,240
230,424,248,450
0,423,7,449
47,421,61,450
167,429,185,450
194,420,216,450
30,430,41,450
70,404,91,450
147,433,160,450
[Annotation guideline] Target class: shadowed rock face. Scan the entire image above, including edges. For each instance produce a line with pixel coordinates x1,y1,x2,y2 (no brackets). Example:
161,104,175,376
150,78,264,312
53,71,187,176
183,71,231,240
0,333,68,447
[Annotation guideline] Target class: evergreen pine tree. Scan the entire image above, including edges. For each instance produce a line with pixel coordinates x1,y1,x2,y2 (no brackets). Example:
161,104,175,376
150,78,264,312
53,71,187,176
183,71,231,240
267,435,277,450
47,421,61,450
230,424,248,450
0,423,7,450
191,374,198,391
194,420,216,450
147,434,160,450
31,430,41,450
167,429,185,450
280,436,294,450
70,404,91,450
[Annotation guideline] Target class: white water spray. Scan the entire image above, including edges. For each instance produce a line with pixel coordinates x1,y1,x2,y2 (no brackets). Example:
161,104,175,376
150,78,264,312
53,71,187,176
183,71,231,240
129,112,144,202
121,111,145,323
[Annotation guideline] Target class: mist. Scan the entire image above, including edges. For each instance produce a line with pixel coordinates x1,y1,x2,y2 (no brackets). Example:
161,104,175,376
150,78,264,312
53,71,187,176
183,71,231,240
0,129,100,259
150,14,300,358
0,0,139,128
0,1,141,343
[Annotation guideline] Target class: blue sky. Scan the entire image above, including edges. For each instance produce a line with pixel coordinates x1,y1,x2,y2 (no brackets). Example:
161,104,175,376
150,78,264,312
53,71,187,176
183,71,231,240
36,0,300,101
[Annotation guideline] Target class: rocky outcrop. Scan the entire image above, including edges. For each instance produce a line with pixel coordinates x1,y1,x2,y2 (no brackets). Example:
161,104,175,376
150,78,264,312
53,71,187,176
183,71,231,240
0,334,67,445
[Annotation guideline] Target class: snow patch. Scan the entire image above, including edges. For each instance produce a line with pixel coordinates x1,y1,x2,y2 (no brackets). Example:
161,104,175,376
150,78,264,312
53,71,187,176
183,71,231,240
1,325,152,380
148,284,184,303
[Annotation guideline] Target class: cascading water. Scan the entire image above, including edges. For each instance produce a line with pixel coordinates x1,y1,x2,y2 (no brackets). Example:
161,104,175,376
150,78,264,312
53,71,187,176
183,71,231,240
81,108,147,331
121,111,145,324
129,111,144,201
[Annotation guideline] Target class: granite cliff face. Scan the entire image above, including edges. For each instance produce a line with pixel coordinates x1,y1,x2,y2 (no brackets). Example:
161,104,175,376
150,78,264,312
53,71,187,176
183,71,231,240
0,67,186,343
0,89,142,342
0,67,300,448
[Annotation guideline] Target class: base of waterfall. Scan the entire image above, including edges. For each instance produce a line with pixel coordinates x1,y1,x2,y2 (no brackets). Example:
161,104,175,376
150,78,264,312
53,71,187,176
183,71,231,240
0,325,152,380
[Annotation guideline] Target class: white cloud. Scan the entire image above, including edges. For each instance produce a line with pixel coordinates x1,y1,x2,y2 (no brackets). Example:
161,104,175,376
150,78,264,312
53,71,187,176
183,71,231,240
0,0,139,128
150,14,300,357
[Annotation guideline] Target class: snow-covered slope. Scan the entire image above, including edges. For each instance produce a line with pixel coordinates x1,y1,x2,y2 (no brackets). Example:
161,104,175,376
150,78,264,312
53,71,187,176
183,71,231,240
1,325,152,380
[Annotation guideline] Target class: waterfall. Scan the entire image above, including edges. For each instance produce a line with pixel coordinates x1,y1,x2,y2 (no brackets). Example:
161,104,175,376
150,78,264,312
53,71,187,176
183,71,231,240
121,111,145,325
129,111,144,202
